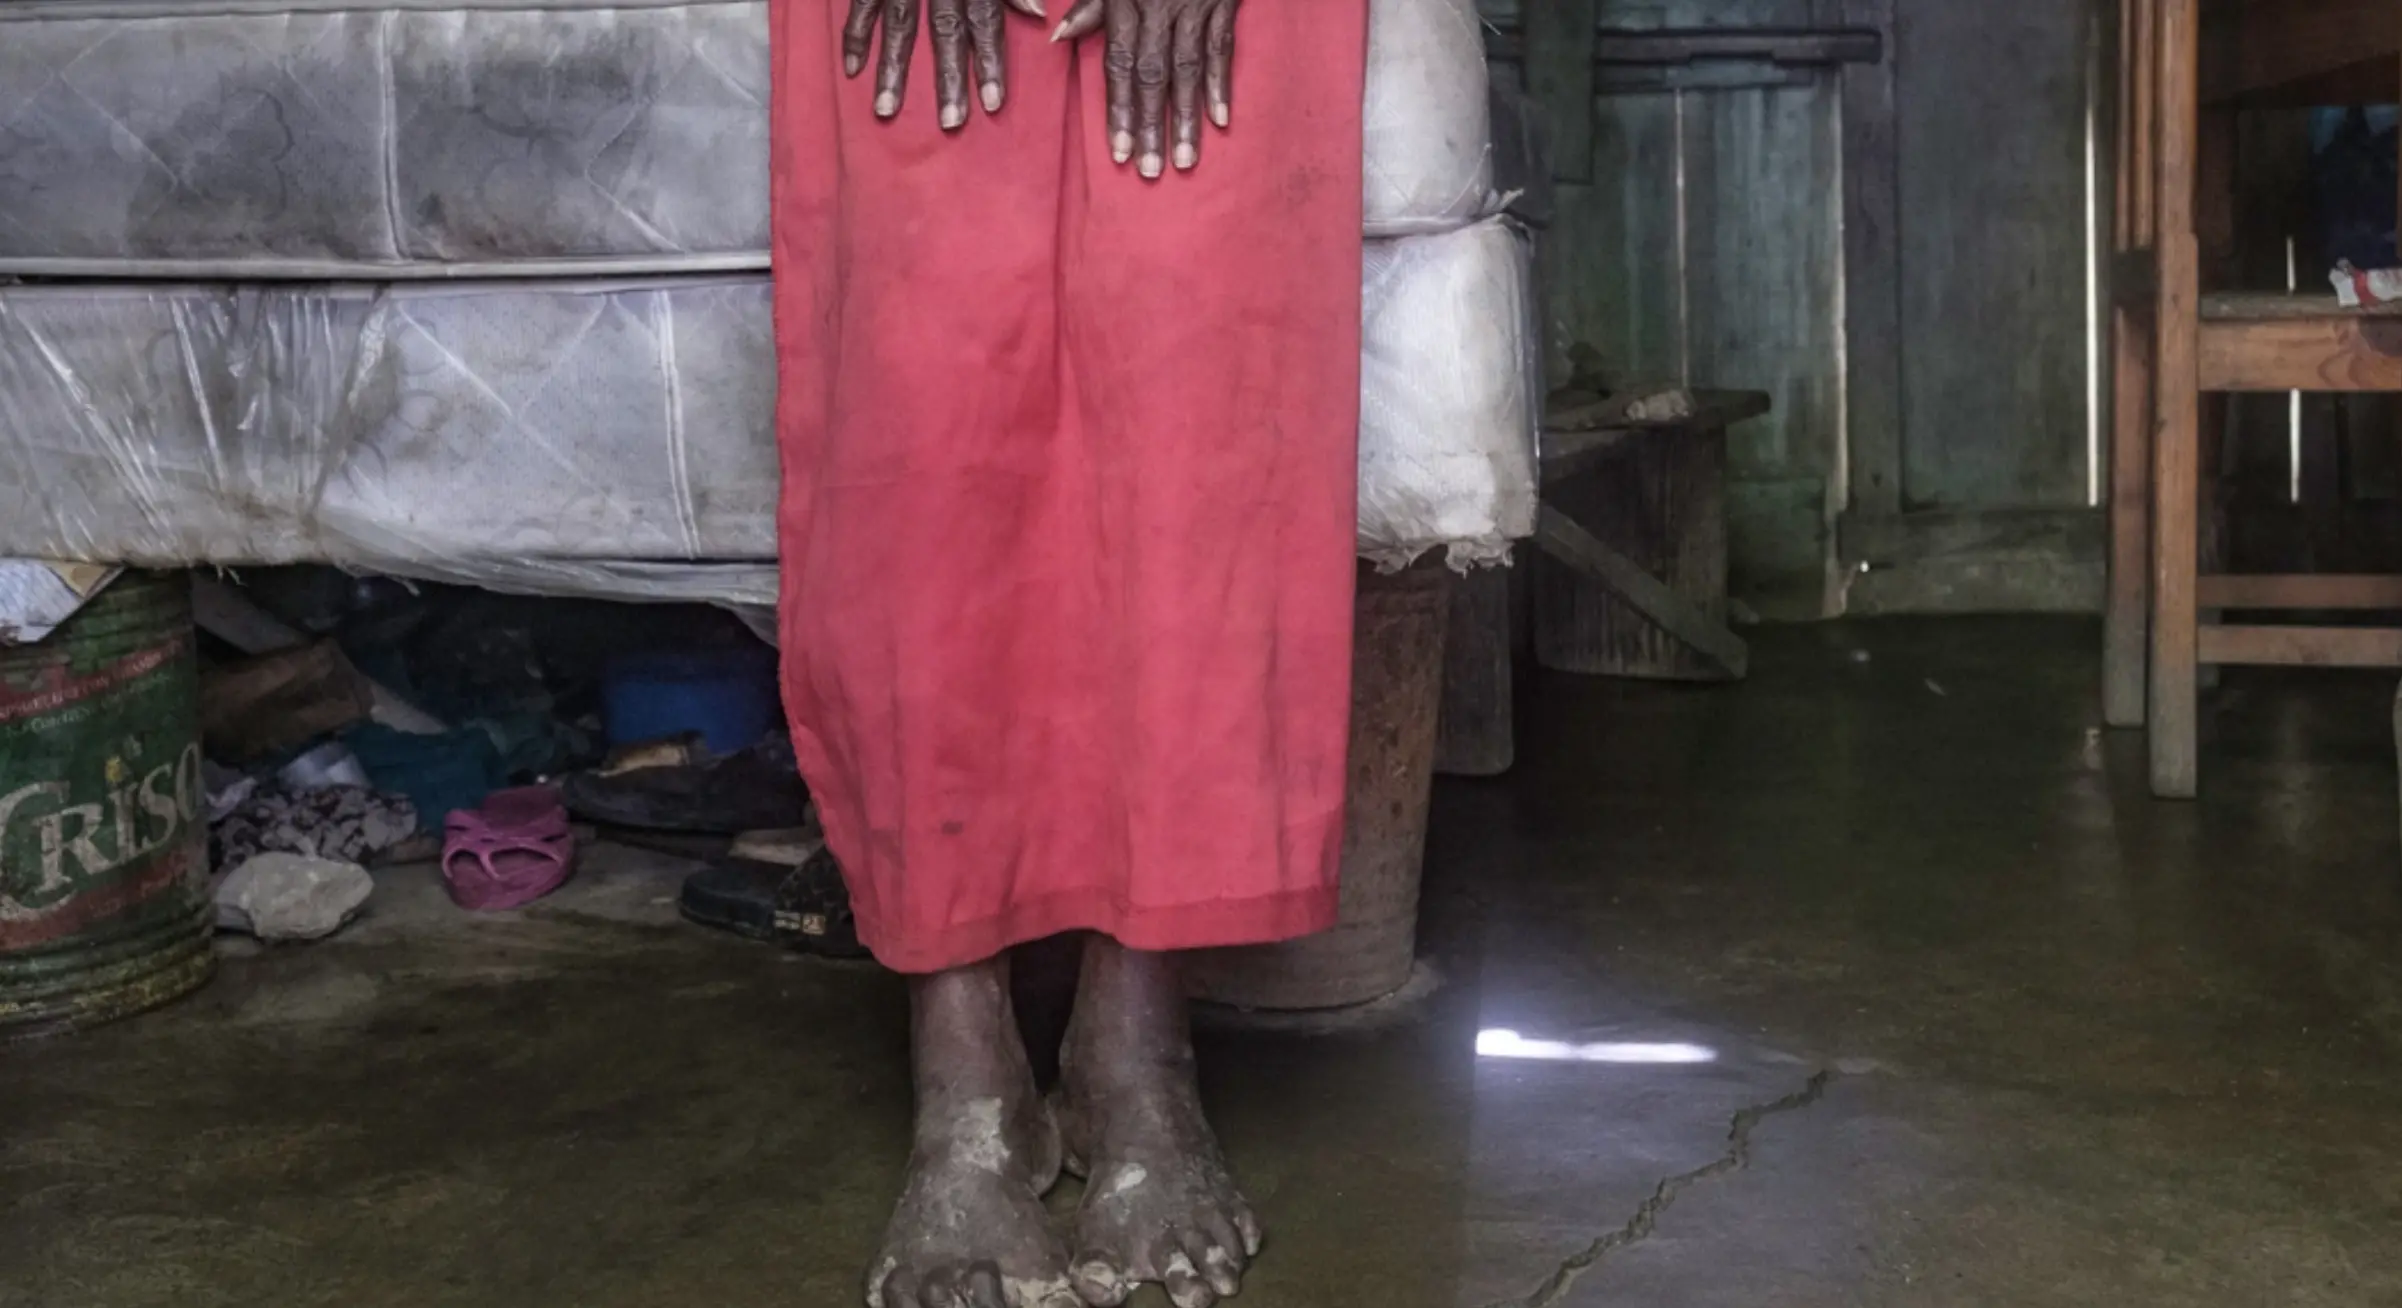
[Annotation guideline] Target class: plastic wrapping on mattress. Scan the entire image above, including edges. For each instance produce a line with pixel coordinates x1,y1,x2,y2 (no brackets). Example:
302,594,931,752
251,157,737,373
1356,218,1539,571
0,278,781,579
0,229,1536,590
0,0,1497,276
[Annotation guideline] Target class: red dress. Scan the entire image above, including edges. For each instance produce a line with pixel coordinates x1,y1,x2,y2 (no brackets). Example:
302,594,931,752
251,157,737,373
771,1,1367,973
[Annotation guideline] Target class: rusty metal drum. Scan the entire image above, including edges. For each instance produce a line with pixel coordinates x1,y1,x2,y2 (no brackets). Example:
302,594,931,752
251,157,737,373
0,571,213,1040
1186,562,1451,1010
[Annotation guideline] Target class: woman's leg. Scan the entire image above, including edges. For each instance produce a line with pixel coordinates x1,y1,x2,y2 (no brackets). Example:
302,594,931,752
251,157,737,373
1057,938,1260,1308
871,956,1080,1308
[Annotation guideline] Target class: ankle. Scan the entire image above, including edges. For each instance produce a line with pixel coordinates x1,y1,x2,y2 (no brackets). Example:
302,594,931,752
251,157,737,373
909,959,1041,1117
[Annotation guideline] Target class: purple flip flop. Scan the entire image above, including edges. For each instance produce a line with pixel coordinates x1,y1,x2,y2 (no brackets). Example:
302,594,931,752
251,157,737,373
443,785,576,911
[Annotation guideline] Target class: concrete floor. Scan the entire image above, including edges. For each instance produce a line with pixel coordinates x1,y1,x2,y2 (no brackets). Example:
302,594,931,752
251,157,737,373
7,617,2402,1306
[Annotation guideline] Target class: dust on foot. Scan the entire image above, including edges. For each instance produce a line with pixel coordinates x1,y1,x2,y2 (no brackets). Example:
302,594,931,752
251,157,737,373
1058,1085,1262,1308
868,1097,1080,1308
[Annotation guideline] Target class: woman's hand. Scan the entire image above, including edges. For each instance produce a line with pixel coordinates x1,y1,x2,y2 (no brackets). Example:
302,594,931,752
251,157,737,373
1051,0,1239,178
844,0,1046,129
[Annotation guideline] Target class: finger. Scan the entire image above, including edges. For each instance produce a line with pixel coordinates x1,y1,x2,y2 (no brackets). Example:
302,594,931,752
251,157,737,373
1170,7,1204,170
1161,1250,1215,1308
875,0,921,119
1133,3,1171,177
967,0,1006,113
843,0,880,78
930,0,970,128
1204,0,1234,128
1051,0,1103,42
1006,0,1045,14
1103,0,1139,165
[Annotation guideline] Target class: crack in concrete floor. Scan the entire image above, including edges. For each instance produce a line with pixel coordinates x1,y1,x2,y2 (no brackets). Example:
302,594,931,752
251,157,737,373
1482,1070,1835,1308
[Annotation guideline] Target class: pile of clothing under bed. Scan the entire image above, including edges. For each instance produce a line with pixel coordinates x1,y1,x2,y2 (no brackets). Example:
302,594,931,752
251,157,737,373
0,0,1538,602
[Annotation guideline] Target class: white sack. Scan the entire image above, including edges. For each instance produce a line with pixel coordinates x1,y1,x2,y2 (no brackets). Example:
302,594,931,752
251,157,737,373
1357,219,1540,570
1363,0,1502,237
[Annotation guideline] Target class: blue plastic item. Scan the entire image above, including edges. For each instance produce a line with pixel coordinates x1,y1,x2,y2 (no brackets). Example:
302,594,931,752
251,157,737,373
344,722,506,832
602,648,780,755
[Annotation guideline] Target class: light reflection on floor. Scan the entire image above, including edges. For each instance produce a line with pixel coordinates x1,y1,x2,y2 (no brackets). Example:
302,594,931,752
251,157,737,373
1474,1029,1719,1065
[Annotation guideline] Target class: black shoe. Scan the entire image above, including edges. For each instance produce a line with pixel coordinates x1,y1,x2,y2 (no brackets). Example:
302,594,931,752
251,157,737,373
679,846,868,960
562,736,807,834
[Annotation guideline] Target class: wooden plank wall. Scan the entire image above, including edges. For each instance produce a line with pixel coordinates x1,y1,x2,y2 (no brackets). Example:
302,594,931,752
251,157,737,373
1490,0,2103,613
1491,0,1848,614
1892,0,2095,511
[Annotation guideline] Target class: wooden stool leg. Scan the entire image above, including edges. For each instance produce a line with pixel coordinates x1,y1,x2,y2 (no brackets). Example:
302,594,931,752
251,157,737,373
2151,238,2200,798
2104,0,2157,728
2149,0,2199,799
2104,303,2153,727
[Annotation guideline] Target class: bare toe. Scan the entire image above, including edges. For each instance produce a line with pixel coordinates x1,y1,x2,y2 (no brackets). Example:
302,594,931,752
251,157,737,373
925,1269,970,1308
962,1267,1006,1308
1070,1256,1131,1306
1192,1235,1241,1298
872,1265,916,1308
1160,1248,1214,1308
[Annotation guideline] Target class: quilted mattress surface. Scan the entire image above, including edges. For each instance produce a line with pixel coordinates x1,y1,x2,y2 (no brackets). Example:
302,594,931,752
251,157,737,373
0,0,1494,277
0,221,1533,587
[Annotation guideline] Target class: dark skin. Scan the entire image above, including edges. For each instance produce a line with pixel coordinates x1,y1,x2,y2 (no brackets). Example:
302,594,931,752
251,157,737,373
867,942,1261,1308
843,0,1241,179
843,0,1046,126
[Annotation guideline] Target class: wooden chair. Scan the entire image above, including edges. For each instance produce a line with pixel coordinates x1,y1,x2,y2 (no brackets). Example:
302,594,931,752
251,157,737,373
2106,0,2402,798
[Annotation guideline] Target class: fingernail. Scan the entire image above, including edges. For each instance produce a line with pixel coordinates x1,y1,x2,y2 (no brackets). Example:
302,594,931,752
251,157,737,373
1173,142,1197,170
845,53,865,77
874,90,900,118
1139,152,1163,179
982,81,1003,113
1211,101,1230,129
1111,131,1134,163
941,102,966,130
1051,19,1071,41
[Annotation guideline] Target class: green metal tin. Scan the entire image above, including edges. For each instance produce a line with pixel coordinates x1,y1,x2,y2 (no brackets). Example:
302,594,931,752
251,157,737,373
0,571,213,1040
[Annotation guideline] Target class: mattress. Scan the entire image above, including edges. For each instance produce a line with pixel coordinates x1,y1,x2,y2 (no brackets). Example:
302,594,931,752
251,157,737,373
0,277,782,573
0,231,1536,591
0,0,1495,278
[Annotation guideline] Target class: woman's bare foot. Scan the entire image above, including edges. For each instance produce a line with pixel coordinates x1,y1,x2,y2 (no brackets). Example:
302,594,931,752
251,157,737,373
870,958,1081,1308
1056,939,1262,1308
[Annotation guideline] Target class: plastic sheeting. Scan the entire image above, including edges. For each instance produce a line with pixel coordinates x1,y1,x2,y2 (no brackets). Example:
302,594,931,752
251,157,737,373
0,231,1537,591
0,278,780,581
1362,0,1499,237
0,0,1498,277
1357,218,1539,571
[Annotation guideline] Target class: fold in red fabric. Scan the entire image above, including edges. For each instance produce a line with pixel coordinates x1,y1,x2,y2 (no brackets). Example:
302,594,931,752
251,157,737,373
771,1,1368,973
